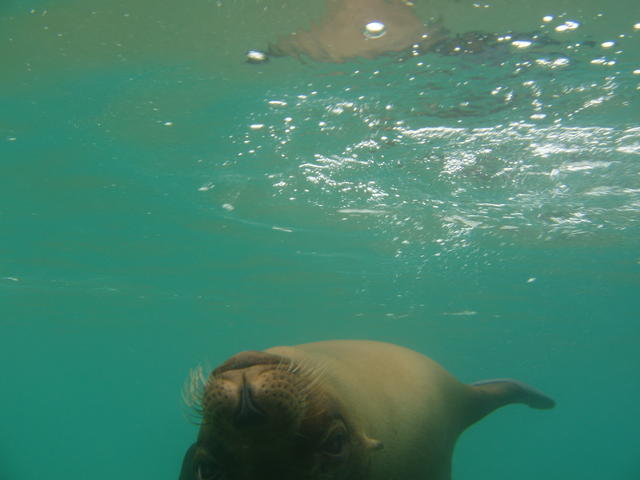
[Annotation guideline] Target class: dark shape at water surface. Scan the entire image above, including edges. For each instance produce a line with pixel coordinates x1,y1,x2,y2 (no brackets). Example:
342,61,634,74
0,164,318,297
267,0,446,62
259,0,566,63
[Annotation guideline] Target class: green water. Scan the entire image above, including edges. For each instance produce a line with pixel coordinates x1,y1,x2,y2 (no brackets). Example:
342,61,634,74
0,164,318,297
1,0,639,479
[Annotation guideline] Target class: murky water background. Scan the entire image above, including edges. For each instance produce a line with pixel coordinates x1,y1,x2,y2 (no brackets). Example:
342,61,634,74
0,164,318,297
1,1,639,479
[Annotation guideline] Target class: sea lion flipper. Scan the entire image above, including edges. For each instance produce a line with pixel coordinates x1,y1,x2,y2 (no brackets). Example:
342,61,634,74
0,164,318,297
178,443,197,480
471,378,556,409
466,378,555,426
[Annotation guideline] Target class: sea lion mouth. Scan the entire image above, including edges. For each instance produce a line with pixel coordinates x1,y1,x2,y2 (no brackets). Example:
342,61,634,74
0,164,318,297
213,351,289,375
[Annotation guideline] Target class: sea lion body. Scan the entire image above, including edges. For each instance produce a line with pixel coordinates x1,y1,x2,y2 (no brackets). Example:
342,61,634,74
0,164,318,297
180,340,554,480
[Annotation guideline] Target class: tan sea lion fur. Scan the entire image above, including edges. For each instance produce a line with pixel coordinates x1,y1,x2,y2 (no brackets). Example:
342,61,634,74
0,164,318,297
179,340,554,480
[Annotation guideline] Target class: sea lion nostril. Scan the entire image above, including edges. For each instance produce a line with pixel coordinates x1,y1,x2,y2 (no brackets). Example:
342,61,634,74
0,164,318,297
234,380,266,427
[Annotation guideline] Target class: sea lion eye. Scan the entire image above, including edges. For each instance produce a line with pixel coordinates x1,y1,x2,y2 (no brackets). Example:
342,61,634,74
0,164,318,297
322,430,347,456
196,461,223,480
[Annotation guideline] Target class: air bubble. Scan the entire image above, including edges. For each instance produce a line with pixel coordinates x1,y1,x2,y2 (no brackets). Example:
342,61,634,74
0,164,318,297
364,21,386,39
555,21,580,32
246,50,269,64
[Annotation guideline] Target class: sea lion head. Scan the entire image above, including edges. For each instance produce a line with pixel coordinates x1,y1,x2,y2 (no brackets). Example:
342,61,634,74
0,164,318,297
180,350,377,480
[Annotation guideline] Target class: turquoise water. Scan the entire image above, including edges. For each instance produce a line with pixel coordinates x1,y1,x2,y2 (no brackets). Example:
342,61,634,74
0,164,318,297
1,1,639,479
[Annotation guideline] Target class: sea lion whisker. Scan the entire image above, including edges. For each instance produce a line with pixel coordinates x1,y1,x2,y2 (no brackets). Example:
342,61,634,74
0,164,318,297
295,358,320,380
300,362,328,395
181,363,217,425
288,358,305,375
180,365,211,424
282,357,294,373
182,365,204,407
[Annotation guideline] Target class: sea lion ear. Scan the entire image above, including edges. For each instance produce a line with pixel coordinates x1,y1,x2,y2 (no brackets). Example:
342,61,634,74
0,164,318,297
362,434,384,450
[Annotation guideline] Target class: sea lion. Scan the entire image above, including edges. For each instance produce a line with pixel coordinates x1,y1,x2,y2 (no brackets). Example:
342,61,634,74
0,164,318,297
179,340,554,480
267,0,446,62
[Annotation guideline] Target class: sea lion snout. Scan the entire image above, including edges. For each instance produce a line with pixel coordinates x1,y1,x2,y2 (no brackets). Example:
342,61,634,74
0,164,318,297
204,356,307,432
